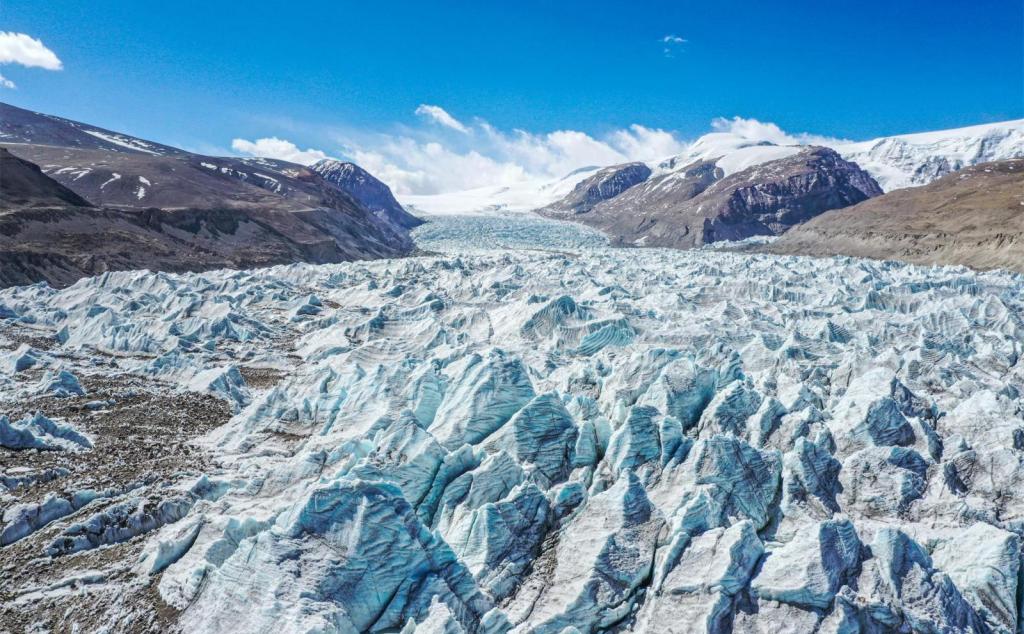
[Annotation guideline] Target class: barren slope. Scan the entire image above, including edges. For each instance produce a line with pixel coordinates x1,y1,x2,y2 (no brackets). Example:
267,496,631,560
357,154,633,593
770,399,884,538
0,102,421,287
767,159,1024,272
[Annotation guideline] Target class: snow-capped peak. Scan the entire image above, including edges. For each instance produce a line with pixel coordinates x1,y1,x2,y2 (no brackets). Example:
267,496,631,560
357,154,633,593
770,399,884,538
656,118,1024,191
835,119,1024,190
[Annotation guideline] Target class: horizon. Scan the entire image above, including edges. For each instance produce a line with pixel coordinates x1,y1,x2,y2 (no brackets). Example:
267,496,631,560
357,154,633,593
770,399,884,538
2,0,1022,195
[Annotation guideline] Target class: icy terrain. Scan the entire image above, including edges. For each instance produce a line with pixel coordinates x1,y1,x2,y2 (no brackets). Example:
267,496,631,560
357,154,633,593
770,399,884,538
413,215,609,253
2,215,1024,633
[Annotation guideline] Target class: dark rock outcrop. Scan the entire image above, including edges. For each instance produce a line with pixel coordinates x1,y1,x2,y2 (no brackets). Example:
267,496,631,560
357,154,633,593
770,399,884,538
0,148,92,209
766,158,1024,272
311,159,422,229
540,162,652,216
539,147,882,248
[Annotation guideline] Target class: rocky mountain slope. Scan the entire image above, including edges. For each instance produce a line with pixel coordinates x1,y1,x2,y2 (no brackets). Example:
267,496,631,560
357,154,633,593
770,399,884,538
0,148,92,208
766,159,1024,272
2,221,1023,632
0,101,186,156
657,119,1024,193
0,102,420,287
540,147,882,248
540,162,652,216
311,159,423,229
0,150,415,288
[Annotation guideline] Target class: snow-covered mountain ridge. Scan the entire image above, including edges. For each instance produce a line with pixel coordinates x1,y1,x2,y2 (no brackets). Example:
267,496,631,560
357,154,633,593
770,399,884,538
834,119,1024,190
401,119,1024,215
655,119,1024,192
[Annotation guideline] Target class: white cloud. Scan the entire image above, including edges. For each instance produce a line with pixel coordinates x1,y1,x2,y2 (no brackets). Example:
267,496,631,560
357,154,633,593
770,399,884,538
415,104,469,133
0,32,62,70
610,124,687,161
711,116,795,144
661,34,687,58
230,137,331,165
0,32,62,89
331,109,688,195
711,116,846,146
230,108,845,197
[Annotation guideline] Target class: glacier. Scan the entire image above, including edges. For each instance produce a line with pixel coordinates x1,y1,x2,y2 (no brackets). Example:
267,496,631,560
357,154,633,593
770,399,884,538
0,214,1023,632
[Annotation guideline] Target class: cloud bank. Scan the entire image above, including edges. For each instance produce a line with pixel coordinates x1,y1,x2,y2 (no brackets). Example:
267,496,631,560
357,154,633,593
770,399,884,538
231,109,834,196
230,137,330,165
0,32,63,89
710,115,843,146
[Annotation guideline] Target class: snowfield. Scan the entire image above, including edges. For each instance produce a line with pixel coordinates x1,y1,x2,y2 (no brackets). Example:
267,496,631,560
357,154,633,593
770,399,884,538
2,216,1024,632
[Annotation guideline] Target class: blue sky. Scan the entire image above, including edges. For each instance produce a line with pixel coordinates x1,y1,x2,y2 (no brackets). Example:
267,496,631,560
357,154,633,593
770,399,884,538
1,0,1022,193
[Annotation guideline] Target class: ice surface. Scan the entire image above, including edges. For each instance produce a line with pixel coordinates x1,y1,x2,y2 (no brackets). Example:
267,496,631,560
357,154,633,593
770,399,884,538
412,214,609,253
0,214,1022,631
0,413,91,452
751,518,862,609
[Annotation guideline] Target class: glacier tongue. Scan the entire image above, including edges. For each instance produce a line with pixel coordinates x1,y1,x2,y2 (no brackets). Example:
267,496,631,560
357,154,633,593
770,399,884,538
1,220,1024,632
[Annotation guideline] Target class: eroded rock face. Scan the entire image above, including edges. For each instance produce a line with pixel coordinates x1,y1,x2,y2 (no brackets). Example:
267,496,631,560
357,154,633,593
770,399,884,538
540,162,653,216
539,147,882,249
2,230,1023,632
311,159,423,229
768,159,1024,272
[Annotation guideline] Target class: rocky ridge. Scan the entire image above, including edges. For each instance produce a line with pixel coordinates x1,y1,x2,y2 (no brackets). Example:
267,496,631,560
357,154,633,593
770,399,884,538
311,159,423,229
539,147,883,248
767,158,1024,272
0,102,421,287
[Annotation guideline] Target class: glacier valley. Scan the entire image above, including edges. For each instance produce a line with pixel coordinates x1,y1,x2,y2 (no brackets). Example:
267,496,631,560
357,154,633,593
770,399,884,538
1,214,1023,633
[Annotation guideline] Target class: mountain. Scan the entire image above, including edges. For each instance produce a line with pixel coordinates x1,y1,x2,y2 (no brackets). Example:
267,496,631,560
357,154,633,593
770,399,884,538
0,100,187,156
311,159,422,229
540,162,652,216
657,120,1024,193
834,119,1024,191
0,148,92,208
539,147,882,248
531,120,1024,250
765,159,1024,272
0,150,415,288
0,102,420,287
399,119,1024,220
542,159,721,222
